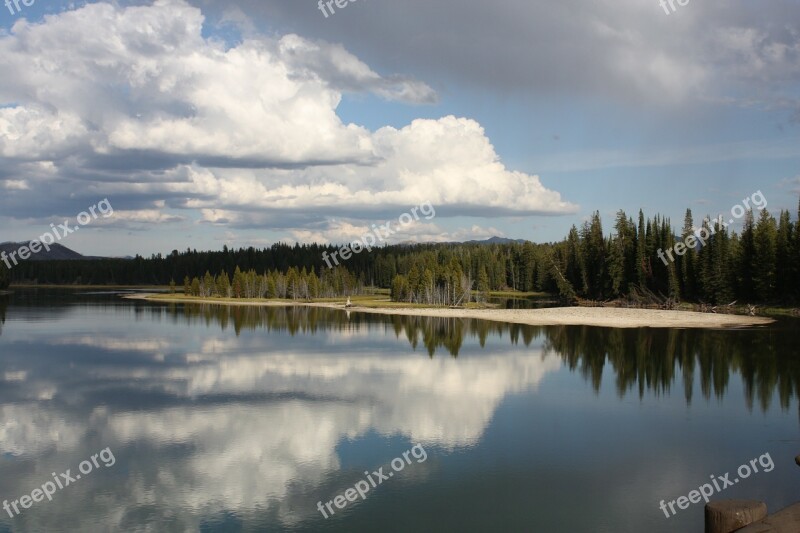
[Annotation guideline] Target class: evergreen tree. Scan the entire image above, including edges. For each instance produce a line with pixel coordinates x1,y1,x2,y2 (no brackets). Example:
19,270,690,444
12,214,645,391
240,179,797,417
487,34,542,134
232,266,245,298
794,197,800,301
307,270,320,298
390,274,407,302
407,265,421,303
609,210,635,297
635,209,647,288
286,267,299,299
191,277,201,297
203,271,215,297
564,226,582,291
216,271,231,298
775,210,792,300
266,273,277,298
579,212,607,299
679,209,696,300
477,267,490,304
737,210,756,301
753,208,777,301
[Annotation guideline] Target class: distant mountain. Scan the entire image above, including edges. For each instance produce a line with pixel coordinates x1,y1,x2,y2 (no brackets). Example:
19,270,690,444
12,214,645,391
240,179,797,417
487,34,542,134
0,242,89,261
395,236,530,246
461,236,529,245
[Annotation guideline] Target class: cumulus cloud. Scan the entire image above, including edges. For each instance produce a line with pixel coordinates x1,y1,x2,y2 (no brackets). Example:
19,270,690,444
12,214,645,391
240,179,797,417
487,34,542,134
0,0,575,244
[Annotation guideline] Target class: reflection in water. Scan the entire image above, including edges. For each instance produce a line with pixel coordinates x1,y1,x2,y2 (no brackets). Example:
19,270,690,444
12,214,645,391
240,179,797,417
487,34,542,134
0,295,7,335
0,297,562,530
0,293,798,532
544,324,800,413
170,302,799,412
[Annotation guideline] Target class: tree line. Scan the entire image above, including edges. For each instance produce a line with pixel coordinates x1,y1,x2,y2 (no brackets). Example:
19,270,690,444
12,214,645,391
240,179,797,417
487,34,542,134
387,203,800,306
7,200,799,305
182,265,363,299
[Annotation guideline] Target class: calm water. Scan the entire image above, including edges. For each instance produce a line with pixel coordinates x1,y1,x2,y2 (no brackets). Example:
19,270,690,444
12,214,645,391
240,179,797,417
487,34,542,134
0,289,799,533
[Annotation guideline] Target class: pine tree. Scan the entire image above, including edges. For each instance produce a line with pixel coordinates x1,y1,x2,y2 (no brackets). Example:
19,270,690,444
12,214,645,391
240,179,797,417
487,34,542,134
679,209,696,300
564,226,582,292
520,242,536,292
190,277,201,297
477,267,490,304
737,210,756,301
580,212,607,299
390,274,408,302
407,265,421,303
203,271,215,297
286,267,299,299
266,274,277,299
635,209,647,288
753,208,777,301
608,210,634,297
775,210,792,301
794,197,800,301
307,270,320,299
422,268,435,304
232,266,245,298
216,271,231,298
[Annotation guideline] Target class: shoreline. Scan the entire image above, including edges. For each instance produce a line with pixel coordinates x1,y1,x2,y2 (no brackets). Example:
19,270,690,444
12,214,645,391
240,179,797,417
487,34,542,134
125,294,775,329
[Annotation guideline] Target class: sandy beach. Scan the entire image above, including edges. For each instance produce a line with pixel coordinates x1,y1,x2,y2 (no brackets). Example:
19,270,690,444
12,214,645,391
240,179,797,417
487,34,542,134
126,294,775,329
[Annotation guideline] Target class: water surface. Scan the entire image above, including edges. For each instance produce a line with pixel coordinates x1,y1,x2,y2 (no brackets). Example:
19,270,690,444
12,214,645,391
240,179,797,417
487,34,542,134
0,289,798,532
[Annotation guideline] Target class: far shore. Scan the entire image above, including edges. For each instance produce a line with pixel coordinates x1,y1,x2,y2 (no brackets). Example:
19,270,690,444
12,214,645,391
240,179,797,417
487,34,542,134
125,293,775,329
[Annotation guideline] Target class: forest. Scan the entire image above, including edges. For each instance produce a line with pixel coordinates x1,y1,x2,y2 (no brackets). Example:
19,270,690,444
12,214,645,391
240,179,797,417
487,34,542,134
4,202,799,305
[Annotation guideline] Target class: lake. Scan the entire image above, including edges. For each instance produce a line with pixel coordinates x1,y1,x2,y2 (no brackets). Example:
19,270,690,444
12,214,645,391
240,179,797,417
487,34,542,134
0,289,798,532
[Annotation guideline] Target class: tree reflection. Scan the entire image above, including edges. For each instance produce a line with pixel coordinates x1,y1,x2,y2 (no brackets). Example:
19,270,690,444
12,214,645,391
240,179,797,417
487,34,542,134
164,303,800,414
0,295,7,336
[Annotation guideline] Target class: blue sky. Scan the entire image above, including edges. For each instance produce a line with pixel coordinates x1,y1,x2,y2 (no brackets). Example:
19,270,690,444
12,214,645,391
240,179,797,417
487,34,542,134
0,0,799,256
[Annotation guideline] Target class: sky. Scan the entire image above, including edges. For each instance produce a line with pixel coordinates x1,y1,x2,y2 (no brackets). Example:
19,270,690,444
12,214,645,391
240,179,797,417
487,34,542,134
0,0,799,256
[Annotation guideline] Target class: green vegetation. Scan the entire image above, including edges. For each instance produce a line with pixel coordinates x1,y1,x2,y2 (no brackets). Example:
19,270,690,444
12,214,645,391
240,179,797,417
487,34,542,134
7,201,799,306
182,265,363,300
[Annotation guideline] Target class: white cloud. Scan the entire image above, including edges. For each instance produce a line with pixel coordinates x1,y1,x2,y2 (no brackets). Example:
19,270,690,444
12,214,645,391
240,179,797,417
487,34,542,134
0,0,577,241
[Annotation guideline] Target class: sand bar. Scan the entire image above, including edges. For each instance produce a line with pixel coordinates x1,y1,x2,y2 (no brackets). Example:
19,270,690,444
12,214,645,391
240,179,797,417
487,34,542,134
125,294,775,329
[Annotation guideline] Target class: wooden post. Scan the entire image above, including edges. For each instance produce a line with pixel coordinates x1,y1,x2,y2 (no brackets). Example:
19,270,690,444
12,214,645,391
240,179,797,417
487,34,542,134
705,500,768,533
